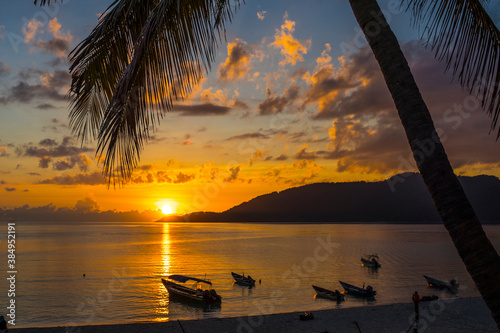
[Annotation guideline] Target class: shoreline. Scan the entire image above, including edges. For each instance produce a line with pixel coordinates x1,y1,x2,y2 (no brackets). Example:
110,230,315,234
11,297,497,333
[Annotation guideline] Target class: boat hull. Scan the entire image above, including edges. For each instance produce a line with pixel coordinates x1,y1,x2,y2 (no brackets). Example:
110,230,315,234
339,281,376,297
361,258,381,268
161,279,222,304
312,285,344,301
423,275,458,291
231,272,255,286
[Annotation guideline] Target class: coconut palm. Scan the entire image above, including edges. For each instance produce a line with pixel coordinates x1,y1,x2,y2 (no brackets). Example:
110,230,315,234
36,0,500,328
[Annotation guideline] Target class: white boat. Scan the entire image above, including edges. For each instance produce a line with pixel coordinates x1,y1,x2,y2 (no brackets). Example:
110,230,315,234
161,275,222,304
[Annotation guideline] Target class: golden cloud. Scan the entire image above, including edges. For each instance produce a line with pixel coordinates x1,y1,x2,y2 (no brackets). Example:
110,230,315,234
270,13,311,66
218,39,253,82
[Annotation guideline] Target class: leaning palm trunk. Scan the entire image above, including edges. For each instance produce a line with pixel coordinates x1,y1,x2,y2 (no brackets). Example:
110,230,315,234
349,0,500,328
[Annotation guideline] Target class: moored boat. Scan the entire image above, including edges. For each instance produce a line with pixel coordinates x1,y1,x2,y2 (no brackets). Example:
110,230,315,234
339,280,376,297
231,272,256,286
161,275,222,304
423,275,459,291
312,285,345,301
361,254,381,268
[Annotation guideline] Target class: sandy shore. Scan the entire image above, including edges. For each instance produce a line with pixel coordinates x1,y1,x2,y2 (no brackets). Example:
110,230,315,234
10,297,497,333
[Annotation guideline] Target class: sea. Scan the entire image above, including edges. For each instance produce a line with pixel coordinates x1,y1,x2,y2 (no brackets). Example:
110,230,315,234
2,221,500,329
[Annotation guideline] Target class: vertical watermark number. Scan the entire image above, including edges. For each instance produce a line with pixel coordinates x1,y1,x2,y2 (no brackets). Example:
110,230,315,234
6,222,16,326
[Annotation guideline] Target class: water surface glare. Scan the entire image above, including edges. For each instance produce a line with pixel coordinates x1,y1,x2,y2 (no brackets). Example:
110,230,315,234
2,222,499,328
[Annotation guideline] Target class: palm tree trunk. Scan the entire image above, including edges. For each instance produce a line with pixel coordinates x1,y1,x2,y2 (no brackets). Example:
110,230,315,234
349,0,500,329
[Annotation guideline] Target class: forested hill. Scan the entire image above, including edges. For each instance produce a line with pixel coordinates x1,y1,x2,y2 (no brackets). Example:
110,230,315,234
159,173,500,223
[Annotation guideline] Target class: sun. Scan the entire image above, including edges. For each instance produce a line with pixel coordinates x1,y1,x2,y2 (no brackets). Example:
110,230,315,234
161,204,174,215
155,199,179,215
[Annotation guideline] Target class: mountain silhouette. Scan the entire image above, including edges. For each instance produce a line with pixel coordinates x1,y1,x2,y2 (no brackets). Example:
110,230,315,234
159,173,500,223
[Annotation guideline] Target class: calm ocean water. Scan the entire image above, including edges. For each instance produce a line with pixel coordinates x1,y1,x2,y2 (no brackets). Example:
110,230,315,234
2,222,500,328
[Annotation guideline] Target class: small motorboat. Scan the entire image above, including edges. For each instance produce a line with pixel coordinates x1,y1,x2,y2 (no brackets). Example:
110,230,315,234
423,275,459,292
161,275,222,305
231,272,256,287
312,285,345,301
339,281,376,297
361,254,381,268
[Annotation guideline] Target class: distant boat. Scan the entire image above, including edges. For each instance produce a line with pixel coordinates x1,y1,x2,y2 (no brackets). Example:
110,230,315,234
339,281,376,297
361,254,381,268
161,275,222,304
231,272,256,287
423,275,459,291
312,285,345,301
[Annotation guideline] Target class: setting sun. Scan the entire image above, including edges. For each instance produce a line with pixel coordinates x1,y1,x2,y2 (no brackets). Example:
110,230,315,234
161,204,174,215
155,199,179,215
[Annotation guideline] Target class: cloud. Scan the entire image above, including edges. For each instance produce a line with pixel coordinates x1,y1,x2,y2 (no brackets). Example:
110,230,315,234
0,62,11,77
257,11,267,20
224,165,241,182
171,103,231,116
37,171,106,185
53,154,92,172
270,12,311,66
2,69,70,105
38,156,52,168
18,137,94,171
219,39,253,82
5,187,16,192
0,26,6,40
24,144,92,158
258,85,301,115
39,138,58,146
226,132,269,141
183,134,192,146
299,41,500,175
23,18,43,43
24,18,73,57
233,99,250,110
173,172,195,184
74,196,100,213
37,103,55,110
295,146,320,160
275,154,288,161
0,146,9,157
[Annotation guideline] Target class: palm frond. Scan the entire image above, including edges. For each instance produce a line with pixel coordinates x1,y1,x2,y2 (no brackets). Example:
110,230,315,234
71,0,239,184
68,0,160,143
403,0,500,138
34,0,54,5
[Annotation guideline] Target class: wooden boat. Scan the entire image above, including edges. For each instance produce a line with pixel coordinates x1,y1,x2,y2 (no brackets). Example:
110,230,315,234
312,285,345,301
231,272,256,286
361,254,381,268
423,275,459,291
339,281,376,297
161,275,222,304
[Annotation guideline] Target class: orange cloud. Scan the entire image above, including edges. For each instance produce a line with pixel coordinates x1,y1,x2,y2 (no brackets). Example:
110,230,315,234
257,11,267,20
270,13,311,66
219,39,253,82
23,19,43,43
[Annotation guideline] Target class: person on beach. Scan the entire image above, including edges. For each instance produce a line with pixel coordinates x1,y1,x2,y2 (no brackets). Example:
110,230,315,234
412,291,421,320
0,315,8,332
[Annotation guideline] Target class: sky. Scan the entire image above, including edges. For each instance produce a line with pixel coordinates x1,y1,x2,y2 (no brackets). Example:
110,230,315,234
1,0,500,220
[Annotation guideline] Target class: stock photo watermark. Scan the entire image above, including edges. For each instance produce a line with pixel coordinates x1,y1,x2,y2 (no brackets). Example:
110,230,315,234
6,221,17,326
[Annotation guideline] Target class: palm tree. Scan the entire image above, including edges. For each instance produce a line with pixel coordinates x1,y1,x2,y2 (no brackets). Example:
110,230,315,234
36,0,500,328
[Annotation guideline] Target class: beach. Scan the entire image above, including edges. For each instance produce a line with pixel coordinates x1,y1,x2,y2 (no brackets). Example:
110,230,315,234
10,297,497,333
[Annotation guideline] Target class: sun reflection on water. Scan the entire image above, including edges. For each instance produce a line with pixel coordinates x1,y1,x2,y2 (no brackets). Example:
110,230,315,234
153,223,171,321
